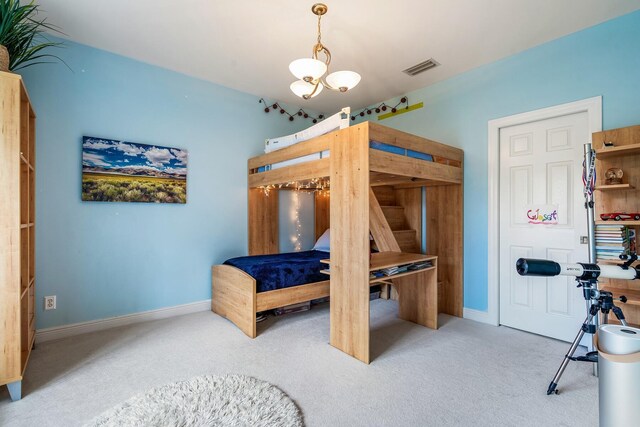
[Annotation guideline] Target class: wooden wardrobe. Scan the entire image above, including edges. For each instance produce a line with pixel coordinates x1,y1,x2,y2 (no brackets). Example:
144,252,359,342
1,71,36,401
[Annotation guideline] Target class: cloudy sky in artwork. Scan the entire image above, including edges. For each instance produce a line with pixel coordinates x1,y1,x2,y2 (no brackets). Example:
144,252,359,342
82,137,188,176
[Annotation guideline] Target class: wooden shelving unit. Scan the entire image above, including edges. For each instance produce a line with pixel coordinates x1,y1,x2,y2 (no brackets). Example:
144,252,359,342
596,220,640,226
321,252,437,284
595,142,640,158
592,125,640,326
594,183,635,191
1,71,36,401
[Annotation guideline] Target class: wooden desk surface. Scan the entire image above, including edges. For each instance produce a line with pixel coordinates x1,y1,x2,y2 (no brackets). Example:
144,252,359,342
321,251,437,271
321,251,437,283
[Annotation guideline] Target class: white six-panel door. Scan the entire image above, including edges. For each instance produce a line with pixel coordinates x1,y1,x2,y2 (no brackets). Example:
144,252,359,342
499,112,589,342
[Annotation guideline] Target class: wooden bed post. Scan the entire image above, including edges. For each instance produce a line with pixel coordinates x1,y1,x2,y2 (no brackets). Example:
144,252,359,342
426,184,463,317
329,124,371,363
211,265,257,338
248,187,279,255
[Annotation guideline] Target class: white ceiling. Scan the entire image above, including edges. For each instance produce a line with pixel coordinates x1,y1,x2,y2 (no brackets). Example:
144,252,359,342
35,0,640,113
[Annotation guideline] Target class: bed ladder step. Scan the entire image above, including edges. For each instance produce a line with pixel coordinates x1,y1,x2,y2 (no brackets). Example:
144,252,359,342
371,186,396,206
380,206,408,231
370,188,418,253
393,230,419,253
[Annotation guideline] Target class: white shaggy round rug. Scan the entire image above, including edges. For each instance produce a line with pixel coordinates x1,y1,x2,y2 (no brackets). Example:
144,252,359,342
87,374,304,427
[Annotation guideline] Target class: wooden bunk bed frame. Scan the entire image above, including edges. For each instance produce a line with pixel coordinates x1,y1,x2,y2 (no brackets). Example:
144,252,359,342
212,121,463,363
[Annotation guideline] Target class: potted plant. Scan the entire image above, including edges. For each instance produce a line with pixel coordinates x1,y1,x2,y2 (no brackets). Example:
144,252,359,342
0,0,63,72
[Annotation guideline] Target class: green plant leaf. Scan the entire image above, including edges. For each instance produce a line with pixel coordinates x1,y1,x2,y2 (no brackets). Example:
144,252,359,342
0,0,66,71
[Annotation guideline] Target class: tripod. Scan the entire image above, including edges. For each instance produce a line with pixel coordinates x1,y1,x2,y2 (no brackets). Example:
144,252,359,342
546,279,628,395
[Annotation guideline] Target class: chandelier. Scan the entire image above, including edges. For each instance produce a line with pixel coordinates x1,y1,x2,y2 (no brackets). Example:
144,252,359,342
289,3,361,100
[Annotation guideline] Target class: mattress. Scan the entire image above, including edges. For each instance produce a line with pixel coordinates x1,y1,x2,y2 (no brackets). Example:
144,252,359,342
224,250,328,293
256,140,433,172
369,141,434,161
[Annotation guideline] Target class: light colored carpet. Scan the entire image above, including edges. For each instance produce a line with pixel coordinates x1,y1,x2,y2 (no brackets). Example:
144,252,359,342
0,300,598,426
86,374,303,427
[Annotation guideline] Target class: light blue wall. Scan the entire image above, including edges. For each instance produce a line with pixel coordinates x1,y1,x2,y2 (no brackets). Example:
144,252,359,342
20,10,640,328
20,39,315,329
356,10,640,311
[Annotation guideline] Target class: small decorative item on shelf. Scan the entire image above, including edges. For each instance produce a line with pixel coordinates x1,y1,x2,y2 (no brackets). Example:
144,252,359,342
600,212,640,221
604,167,624,185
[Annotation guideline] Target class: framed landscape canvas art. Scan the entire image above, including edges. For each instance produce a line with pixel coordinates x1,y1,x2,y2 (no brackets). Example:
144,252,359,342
82,136,188,203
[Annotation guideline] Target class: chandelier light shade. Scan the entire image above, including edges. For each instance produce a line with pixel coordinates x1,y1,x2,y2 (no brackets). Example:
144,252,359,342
289,3,360,100
290,79,324,98
289,58,327,82
326,71,361,92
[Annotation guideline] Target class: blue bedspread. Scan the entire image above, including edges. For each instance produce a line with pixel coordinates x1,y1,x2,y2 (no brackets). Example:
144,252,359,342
224,250,328,293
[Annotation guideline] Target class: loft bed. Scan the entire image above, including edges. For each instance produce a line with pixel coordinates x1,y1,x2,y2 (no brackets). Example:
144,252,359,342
211,121,463,363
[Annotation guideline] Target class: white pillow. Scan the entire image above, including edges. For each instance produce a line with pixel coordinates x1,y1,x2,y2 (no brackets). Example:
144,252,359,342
313,229,330,252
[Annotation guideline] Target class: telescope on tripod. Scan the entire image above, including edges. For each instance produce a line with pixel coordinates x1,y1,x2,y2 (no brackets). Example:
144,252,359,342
516,256,640,282
509,142,640,398
516,253,638,395
511,142,640,426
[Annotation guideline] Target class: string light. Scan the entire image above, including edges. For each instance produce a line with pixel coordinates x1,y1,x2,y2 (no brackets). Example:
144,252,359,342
257,178,331,251
350,97,409,121
258,178,330,196
260,184,277,196
291,191,302,251
259,98,325,123
256,178,331,251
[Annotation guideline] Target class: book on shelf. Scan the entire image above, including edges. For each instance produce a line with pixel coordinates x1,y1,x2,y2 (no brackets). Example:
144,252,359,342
370,271,385,279
595,224,634,261
381,266,401,276
407,262,432,271
372,260,433,277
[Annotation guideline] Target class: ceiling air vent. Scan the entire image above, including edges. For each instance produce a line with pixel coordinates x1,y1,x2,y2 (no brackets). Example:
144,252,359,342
402,58,440,76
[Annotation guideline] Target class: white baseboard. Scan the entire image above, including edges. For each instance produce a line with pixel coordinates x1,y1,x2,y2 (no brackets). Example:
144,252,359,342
463,307,498,326
35,299,212,343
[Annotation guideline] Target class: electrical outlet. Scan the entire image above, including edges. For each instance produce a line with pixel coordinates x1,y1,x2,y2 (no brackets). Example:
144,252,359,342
44,295,56,310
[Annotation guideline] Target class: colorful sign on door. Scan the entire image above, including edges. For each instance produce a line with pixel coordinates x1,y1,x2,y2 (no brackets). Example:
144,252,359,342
525,204,559,225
